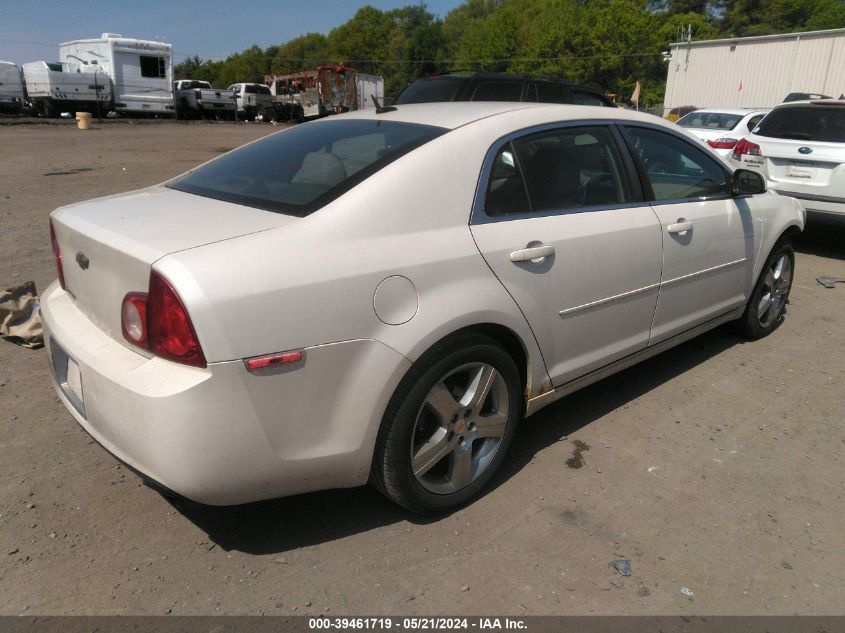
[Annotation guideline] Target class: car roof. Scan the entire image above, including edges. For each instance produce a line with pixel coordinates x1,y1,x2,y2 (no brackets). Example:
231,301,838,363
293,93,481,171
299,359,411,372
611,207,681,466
681,108,768,116
771,99,845,110
338,101,672,132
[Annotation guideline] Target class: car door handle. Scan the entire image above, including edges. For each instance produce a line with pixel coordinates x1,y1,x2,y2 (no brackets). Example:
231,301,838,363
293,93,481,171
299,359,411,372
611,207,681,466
509,245,555,262
668,221,693,234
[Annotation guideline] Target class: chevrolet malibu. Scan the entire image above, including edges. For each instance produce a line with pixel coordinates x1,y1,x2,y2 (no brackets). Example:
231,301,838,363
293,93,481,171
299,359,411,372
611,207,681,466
43,103,805,513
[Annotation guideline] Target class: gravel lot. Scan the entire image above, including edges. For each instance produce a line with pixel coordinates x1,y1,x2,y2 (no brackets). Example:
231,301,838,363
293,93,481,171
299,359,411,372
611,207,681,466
1,119,844,616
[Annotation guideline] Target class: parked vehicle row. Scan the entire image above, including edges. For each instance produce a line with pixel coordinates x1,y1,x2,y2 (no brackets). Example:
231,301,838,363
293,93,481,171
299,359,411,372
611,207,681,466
671,96,845,221
44,102,804,513
731,99,845,219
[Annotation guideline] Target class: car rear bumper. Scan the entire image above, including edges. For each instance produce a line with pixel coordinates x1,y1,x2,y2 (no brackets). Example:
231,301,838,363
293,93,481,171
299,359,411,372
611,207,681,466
771,188,845,217
41,281,411,505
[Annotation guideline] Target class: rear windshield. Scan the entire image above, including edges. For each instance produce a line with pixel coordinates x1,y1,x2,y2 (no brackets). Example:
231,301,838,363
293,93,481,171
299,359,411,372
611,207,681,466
396,77,464,104
754,106,845,142
677,111,743,131
167,119,446,216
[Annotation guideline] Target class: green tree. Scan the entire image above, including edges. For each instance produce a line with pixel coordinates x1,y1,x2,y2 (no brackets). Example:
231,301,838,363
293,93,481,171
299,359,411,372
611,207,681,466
272,33,332,74
173,55,207,80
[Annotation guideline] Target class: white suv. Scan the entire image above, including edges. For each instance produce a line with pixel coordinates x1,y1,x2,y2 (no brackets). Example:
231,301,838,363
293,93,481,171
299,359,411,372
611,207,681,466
730,99,845,220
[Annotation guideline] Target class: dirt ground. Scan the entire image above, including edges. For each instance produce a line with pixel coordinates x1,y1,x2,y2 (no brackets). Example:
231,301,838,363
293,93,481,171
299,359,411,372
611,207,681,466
1,119,844,617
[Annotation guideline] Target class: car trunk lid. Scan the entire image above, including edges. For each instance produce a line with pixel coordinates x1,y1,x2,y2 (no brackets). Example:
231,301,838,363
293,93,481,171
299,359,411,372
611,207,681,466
51,185,295,349
755,137,845,197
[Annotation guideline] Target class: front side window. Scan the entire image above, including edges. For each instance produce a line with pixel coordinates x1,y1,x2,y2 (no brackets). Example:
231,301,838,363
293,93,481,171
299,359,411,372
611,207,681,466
534,82,569,104
140,55,165,78
622,126,728,201
472,81,523,102
168,119,446,216
483,126,632,217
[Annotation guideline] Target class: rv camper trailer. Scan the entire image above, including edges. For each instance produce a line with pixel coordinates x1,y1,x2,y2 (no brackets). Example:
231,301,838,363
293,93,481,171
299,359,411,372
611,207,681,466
21,60,112,117
59,33,174,116
0,61,25,114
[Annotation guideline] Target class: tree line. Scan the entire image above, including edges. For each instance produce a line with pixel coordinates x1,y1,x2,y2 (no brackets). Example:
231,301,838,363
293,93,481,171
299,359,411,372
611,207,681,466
174,0,845,107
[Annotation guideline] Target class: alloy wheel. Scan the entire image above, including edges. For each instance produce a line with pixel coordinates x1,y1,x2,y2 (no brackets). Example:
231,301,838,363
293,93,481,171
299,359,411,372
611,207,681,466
410,362,510,495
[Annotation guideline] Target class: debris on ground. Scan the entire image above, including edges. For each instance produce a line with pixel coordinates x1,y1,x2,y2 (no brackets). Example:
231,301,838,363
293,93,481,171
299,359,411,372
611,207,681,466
610,578,624,589
637,586,651,598
816,275,845,289
781,560,793,569
680,586,694,600
609,559,631,576
0,282,43,349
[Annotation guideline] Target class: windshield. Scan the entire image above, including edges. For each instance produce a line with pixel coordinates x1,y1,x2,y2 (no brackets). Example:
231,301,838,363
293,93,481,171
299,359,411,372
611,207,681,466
167,119,447,216
754,105,845,142
677,111,743,131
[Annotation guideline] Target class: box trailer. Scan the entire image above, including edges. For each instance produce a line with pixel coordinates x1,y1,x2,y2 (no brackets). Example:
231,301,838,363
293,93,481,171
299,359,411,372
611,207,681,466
356,73,384,110
0,60,25,114
21,60,112,117
265,66,384,121
59,33,174,116
664,27,845,114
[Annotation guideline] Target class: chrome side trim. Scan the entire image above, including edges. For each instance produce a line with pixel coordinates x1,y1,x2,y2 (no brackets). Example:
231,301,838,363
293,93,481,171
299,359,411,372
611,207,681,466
558,283,660,318
525,307,744,416
775,189,845,205
661,258,747,287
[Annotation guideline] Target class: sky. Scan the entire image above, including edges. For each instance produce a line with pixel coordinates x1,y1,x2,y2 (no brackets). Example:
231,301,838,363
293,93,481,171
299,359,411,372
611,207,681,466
0,0,465,65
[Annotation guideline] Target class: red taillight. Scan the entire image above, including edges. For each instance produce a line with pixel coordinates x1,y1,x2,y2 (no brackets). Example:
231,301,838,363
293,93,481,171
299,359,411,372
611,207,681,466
121,273,205,367
731,138,762,160
121,292,148,347
147,271,206,368
50,220,65,290
707,137,738,150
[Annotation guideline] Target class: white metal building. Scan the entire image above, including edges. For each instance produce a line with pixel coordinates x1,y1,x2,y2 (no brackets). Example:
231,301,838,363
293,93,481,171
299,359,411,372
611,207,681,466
59,33,173,115
664,28,845,113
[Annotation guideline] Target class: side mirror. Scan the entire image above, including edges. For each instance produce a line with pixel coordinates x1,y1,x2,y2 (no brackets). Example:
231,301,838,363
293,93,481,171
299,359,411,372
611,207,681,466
732,169,766,195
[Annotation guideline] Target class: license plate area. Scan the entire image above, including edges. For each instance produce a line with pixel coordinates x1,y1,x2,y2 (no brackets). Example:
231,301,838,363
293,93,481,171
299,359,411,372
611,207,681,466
51,340,86,418
787,160,818,179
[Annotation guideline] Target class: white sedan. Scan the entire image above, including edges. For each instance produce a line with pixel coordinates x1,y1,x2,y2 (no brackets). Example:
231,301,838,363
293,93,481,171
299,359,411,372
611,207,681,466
676,108,770,157
44,103,805,513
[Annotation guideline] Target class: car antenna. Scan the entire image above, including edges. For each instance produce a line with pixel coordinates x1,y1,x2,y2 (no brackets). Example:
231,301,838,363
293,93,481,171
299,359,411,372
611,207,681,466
371,95,397,114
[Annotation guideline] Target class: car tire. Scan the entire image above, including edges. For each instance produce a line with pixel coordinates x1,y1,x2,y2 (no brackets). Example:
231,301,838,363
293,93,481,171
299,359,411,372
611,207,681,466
739,239,795,339
370,333,523,514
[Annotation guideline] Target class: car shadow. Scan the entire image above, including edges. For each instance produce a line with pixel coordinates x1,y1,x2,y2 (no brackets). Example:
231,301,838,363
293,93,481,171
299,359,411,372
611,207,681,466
170,327,741,555
796,218,845,261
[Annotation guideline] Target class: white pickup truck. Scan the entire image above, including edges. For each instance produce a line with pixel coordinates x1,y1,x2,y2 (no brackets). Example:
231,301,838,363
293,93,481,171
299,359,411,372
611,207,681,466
229,83,275,121
173,80,235,119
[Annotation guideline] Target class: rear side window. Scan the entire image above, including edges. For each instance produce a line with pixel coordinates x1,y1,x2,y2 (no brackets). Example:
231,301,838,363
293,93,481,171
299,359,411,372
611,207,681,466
677,111,742,131
484,126,632,217
747,114,765,131
168,120,446,216
396,77,464,104
754,106,845,142
472,81,523,101
571,89,610,107
622,126,728,201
